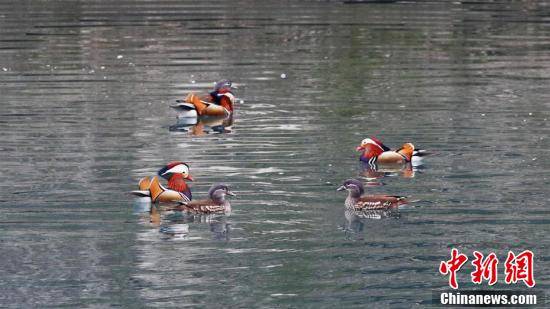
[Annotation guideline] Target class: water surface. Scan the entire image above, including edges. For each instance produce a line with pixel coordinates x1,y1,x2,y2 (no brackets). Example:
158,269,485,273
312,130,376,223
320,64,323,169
1,1,549,307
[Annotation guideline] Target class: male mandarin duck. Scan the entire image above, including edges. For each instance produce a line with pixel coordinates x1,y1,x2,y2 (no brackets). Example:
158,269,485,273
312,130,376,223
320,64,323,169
171,80,236,119
168,184,236,214
131,161,193,203
356,137,428,166
337,179,407,215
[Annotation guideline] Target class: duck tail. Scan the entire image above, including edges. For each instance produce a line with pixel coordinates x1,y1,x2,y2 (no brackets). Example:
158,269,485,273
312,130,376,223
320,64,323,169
130,190,150,197
389,195,407,201
412,149,430,157
396,196,409,206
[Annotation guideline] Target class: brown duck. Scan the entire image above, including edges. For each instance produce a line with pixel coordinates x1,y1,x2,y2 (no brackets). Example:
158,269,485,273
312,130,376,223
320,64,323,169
168,184,236,214
337,179,407,213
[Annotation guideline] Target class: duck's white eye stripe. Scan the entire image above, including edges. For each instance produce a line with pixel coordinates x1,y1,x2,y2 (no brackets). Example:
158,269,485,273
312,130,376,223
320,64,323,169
361,138,384,151
348,184,359,189
162,164,188,175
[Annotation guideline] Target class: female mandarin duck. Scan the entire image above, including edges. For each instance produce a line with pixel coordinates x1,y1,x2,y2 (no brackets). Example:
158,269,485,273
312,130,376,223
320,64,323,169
337,179,407,215
132,161,194,203
171,80,236,119
356,137,427,166
168,184,236,214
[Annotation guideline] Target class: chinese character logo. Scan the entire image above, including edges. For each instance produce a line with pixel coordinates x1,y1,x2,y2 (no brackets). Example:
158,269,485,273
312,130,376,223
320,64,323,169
439,248,468,289
471,251,498,285
440,249,535,289
504,250,535,288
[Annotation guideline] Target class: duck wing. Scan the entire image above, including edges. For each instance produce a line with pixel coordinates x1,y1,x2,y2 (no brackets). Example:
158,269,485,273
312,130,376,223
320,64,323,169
355,195,407,210
175,199,225,214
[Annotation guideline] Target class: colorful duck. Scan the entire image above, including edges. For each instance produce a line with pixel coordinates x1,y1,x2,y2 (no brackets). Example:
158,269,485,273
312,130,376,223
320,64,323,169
356,137,427,167
171,80,236,120
167,184,235,214
131,161,193,203
337,179,407,214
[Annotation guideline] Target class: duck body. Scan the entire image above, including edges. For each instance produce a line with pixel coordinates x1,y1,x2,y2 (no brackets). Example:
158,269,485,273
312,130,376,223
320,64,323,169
344,193,406,210
337,179,407,216
357,137,427,167
169,184,235,214
131,162,193,203
171,80,235,119
178,199,231,214
149,176,192,203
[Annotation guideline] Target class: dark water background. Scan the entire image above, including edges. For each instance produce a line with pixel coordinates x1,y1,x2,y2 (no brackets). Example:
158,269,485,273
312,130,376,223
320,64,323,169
1,1,549,307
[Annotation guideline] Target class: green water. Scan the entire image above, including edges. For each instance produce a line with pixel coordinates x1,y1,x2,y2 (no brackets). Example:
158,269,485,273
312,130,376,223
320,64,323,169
1,1,549,307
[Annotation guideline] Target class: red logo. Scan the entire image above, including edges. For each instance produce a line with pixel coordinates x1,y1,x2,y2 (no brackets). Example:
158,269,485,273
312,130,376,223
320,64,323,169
439,248,468,289
440,249,535,289
471,251,498,285
504,250,535,288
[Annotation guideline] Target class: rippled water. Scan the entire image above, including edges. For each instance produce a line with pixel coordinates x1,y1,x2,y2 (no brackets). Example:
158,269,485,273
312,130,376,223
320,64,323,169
1,1,549,307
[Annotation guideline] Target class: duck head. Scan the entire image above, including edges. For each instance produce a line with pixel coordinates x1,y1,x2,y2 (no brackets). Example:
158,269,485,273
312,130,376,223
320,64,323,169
337,179,365,198
214,80,233,92
211,80,236,112
208,184,236,202
356,137,388,161
158,161,193,181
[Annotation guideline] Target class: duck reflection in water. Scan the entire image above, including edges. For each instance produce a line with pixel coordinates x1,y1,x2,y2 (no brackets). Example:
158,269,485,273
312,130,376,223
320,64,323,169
360,161,421,180
169,113,233,135
134,204,232,240
170,212,231,241
134,184,235,240
343,205,401,236
160,207,231,241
